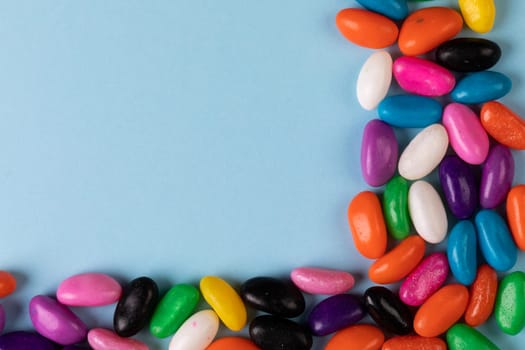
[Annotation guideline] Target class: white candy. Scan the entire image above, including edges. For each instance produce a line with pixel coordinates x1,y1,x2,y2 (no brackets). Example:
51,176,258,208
409,180,448,244
356,51,392,110
168,310,219,350
398,124,449,180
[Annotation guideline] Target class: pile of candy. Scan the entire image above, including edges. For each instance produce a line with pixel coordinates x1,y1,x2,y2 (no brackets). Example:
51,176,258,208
1,0,525,349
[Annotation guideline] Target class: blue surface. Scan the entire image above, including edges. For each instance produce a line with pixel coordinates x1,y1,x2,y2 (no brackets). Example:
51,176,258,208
0,0,524,348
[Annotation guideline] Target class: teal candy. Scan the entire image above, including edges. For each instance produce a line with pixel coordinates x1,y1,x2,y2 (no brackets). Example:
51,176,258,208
451,71,512,104
355,0,408,20
378,95,443,128
447,220,477,285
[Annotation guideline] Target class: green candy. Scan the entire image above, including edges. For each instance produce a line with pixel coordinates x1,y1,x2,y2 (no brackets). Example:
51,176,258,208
382,175,411,240
447,324,500,350
495,271,525,335
149,284,200,338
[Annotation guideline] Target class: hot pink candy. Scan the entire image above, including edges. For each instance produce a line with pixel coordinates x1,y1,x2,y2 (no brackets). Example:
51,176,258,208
393,56,455,96
57,273,122,307
290,267,355,295
88,328,148,350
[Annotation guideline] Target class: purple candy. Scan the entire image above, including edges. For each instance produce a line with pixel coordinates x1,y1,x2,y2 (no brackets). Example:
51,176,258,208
361,119,398,187
63,347,88,350
308,294,365,336
439,155,478,218
480,144,514,209
0,331,55,350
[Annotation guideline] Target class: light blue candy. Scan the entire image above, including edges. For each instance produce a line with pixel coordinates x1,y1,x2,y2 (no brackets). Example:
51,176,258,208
355,0,408,20
378,95,443,128
451,71,512,104
447,220,477,285
475,209,518,272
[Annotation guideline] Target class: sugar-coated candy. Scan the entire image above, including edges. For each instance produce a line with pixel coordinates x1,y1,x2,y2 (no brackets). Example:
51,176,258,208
0,331,55,350
436,38,501,72
414,284,469,337
290,267,355,295
447,221,477,285
168,310,219,350
361,119,398,187
480,144,514,208
398,7,463,56
494,271,525,335
475,209,518,272
480,101,525,150
355,0,408,20
458,0,496,33
364,286,412,335
368,235,426,284
249,315,312,350
439,156,478,219
378,95,442,128
465,265,498,327
324,324,384,350
206,337,260,350
57,272,122,307
393,56,455,96
383,176,411,240
0,271,16,298
399,252,448,307
88,328,148,350
113,276,159,337
382,336,447,350
240,276,305,318
307,294,365,336
451,71,511,104
506,185,525,250
356,51,392,111
447,324,500,350
336,9,398,49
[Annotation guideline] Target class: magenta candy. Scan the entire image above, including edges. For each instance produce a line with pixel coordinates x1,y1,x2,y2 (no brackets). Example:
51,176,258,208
290,267,355,295
57,273,122,307
399,252,449,306
393,56,455,96
480,144,514,209
361,119,398,187
88,328,148,350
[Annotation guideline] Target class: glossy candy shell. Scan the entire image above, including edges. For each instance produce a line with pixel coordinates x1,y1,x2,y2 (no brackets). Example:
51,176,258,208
446,324,500,350
355,0,408,20
0,331,55,350
357,51,392,111
436,38,501,72
308,294,365,336
361,119,398,187
447,221,477,285
439,156,478,219
249,315,312,350
87,328,148,350
325,324,384,350
57,273,122,307
458,0,496,33
382,176,411,240
465,265,498,327
507,185,525,250
336,9,398,49
481,101,525,150
393,56,455,96
206,337,260,350
364,286,413,335
480,144,514,209
378,95,442,128
451,71,511,104
168,310,219,350
0,272,16,298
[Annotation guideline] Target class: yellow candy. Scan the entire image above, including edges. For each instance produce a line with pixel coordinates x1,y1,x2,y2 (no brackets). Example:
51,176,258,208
458,0,496,33
199,276,247,331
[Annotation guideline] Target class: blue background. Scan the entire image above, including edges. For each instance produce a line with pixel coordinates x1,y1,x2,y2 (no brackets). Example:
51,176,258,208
0,0,524,348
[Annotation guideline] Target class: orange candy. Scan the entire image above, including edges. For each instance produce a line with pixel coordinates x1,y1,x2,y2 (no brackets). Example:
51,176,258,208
325,324,384,350
382,336,447,350
414,284,469,337
336,9,398,49
481,101,525,150
206,337,260,350
465,264,498,327
368,235,425,284
507,185,525,250
398,7,463,56
0,271,16,298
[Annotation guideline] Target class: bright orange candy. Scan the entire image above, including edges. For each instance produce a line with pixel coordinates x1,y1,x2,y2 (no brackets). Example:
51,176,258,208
465,264,498,327
0,271,16,297
325,324,384,350
336,9,398,49
206,336,260,350
414,284,469,337
507,185,525,250
398,7,463,56
382,335,447,350
348,191,387,259
481,101,525,150
368,235,425,284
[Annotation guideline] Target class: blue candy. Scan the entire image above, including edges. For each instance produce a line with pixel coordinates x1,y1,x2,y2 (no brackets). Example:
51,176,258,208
355,0,408,20
451,71,512,104
447,220,477,285
378,95,442,128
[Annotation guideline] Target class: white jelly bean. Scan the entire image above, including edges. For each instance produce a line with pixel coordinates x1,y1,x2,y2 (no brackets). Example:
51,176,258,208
409,180,448,244
356,51,392,110
168,309,219,350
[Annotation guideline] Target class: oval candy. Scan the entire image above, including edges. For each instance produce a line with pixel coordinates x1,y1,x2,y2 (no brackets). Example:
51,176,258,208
168,310,219,350
465,264,498,327
447,221,477,285
481,101,525,150
0,272,16,298
0,331,55,350
355,0,408,20
308,294,365,336
336,9,399,49
447,324,500,350
249,315,312,350
382,175,411,240
206,337,260,350
378,95,442,128
436,38,501,72
439,156,478,219
87,328,148,350
361,119,398,187
364,286,412,335
57,273,122,307
290,267,355,295
480,144,514,209
451,71,511,104
357,51,392,111
325,324,384,350
507,185,525,250
382,336,447,350
458,0,496,33
494,271,525,335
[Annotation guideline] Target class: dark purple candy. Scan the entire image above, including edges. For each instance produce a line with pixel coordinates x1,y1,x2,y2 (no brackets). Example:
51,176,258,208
307,294,365,336
364,286,413,335
439,155,478,218
249,315,312,350
0,331,55,350
480,144,514,209
62,347,88,350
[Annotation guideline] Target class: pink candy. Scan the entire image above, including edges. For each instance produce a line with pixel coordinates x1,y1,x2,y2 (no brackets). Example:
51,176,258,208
57,273,122,307
290,267,355,295
88,328,149,350
393,56,455,96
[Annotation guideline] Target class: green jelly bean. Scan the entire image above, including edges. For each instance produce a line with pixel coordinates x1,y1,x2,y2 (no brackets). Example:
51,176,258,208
382,175,411,240
447,323,500,350
149,284,200,338
495,271,525,335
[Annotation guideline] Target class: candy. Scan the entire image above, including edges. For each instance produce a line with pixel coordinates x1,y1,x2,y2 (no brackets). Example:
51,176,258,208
447,221,477,286
0,331,55,350
335,9,398,49
414,284,469,337
494,271,525,335
382,175,411,240
308,294,365,336
435,38,501,72
382,336,447,350
398,7,463,56
356,51,392,111
0,304,4,334
168,310,219,350
451,71,512,104
447,324,500,350
439,156,478,218
408,180,448,244
378,95,443,128
480,144,514,208
364,286,412,335
393,56,455,96
355,0,408,20
465,264,498,327
249,315,312,350
368,235,426,284
347,191,387,259
325,324,384,350
0,271,16,298
361,119,398,187
57,272,122,307
290,267,355,295
399,252,448,306
240,276,305,318
398,124,449,181
442,103,489,165
458,0,496,33
150,284,200,338
475,209,518,272
506,185,525,250
87,328,148,350
206,337,260,350
113,276,159,337
481,101,525,150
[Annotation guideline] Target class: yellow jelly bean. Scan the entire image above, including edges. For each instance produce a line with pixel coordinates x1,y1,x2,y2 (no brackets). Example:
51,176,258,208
200,276,247,331
458,0,495,33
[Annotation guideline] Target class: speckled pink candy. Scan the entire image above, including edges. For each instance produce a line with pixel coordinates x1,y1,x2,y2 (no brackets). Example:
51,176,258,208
57,273,122,307
394,56,455,96
88,328,148,350
290,267,355,295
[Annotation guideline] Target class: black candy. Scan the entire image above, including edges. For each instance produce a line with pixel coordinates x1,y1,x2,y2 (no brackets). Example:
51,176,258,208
436,38,501,72
249,315,313,350
364,286,413,335
113,276,159,337
240,277,305,318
